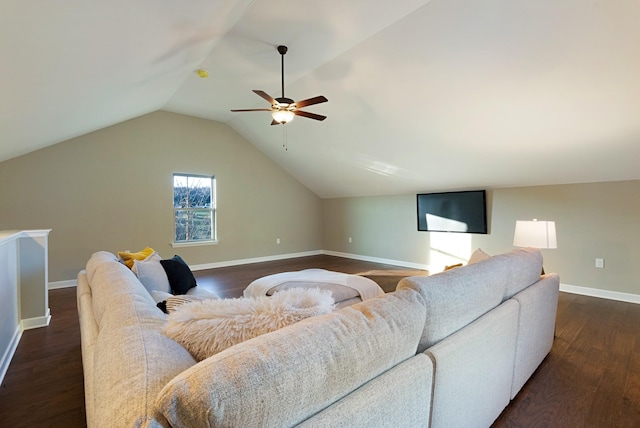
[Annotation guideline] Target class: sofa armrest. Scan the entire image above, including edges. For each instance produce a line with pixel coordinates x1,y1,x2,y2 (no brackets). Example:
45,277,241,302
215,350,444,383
510,273,560,398
426,299,519,428
77,271,98,426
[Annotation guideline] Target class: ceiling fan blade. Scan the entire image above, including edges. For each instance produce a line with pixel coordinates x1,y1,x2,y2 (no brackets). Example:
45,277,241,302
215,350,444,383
294,95,328,108
230,108,273,112
253,90,277,105
294,110,327,121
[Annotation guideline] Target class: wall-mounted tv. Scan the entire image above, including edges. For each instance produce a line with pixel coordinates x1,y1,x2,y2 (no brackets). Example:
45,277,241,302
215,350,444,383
417,190,488,234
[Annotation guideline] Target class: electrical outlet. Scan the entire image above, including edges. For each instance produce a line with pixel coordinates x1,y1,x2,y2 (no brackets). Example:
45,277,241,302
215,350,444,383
348,237,352,243
595,258,604,268
276,238,280,245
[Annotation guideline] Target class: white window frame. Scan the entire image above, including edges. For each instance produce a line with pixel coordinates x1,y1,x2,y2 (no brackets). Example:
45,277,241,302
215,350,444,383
171,173,217,247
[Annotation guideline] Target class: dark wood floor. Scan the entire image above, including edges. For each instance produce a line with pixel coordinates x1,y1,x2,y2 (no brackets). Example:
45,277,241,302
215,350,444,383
493,290,640,428
1,254,639,427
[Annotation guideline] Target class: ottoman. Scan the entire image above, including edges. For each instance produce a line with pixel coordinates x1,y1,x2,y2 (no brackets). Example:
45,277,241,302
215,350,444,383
243,269,385,308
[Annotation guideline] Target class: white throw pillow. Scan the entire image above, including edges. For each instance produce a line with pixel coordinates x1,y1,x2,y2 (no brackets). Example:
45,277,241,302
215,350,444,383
152,290,219,309
468,248,491,265
186,286,220,299
150,290,173,304
163,287,335,361
132,254,171,294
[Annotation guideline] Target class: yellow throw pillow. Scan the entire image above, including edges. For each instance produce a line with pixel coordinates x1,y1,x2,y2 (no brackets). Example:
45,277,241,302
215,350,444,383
118,247,155,269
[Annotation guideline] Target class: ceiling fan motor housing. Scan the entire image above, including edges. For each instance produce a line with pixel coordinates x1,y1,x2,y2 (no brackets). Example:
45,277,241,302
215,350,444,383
277,45,288,55
275,97,295,106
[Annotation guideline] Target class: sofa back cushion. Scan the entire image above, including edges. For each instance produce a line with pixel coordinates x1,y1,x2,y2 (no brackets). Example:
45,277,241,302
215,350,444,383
397,248,543,353
498,247,543,299
85,251,197,428
86,251,138,325
156,289,426,428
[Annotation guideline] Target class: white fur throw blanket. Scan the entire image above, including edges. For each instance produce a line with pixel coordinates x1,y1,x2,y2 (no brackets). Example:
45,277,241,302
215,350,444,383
244,268,385,301
163,288,335,361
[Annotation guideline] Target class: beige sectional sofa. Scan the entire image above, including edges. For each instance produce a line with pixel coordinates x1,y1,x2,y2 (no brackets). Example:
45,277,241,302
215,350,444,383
77,247,559,428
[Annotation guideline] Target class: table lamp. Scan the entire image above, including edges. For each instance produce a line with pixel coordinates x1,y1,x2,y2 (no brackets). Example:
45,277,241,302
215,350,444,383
513,219,557,274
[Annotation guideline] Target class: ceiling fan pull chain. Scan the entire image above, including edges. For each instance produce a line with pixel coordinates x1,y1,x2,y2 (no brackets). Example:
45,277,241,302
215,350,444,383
282,123,287,151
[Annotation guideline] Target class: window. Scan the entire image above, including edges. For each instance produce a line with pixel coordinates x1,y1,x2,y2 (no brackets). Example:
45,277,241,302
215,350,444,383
173,174,216,244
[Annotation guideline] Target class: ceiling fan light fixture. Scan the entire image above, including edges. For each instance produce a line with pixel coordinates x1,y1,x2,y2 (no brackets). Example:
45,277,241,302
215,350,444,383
272,109,295,124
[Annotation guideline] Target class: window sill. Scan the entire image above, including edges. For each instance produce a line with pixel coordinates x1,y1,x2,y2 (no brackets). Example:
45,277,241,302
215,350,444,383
171,240,219,248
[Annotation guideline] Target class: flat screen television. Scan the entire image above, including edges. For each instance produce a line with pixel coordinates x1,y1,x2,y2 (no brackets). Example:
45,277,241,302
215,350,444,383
417,190,488,234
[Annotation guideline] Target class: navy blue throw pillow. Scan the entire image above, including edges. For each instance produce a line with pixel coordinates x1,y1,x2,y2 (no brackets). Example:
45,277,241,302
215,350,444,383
160,255,197,295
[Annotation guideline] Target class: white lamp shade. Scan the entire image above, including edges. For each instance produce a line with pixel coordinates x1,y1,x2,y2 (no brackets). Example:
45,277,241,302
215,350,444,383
513,220,557,249
271,110,295,124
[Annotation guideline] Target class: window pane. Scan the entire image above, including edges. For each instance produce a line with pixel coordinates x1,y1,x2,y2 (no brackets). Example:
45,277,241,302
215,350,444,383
174,175,212,209
187,176,211,208
174,210,213,242
174,175,189,208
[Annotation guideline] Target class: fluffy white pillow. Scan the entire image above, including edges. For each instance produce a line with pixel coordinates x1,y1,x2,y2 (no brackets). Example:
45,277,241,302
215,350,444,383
163,288,335,361
132,254,171,294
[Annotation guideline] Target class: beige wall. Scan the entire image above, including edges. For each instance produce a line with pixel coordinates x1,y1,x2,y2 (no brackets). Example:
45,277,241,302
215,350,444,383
0,111,323,281
1,110,639,297
323,181,640,296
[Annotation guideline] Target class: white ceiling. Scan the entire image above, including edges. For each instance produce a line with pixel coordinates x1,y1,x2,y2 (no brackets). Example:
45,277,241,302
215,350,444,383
3,0,640,198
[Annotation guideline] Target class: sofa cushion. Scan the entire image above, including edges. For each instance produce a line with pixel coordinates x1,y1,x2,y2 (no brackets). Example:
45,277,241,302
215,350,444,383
86,251,144,326
498,247,544,299
297,353,433,428
397,263,507,353
163,288,335,360
156,289,426,428
397,247,543,353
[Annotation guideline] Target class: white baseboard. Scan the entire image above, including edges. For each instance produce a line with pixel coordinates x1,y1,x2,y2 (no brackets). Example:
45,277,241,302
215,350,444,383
321,250,431,271
49,279,77,289
560,283,640,304
321,252,640,304
0,326,22,386
46,252,640,305
190,250,323,271
21,309,51,330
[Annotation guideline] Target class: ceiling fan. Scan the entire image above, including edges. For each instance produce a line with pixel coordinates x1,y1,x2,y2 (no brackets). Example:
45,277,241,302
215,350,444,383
231,45,328,125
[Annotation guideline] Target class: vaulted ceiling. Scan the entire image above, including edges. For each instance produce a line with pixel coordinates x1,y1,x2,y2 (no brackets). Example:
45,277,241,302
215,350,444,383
3,0,640,198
